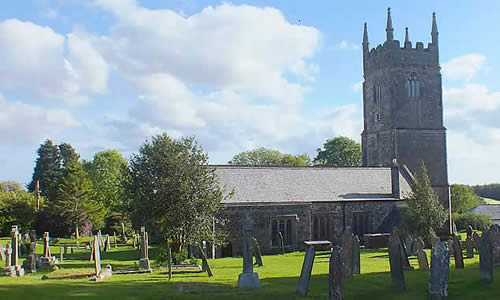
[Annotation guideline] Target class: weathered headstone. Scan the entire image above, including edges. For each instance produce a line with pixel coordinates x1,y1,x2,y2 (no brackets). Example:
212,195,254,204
238,214,260,288
352,235,360,275
252,237,263,267
113,232,118,248
278,232,285,255
429,240,449,299
98,230,103,249
466,225,473,239
480,230,493,282
43,232,51,257
416,238,429,271
329,246,345,300
93,235,101,276
121,223,128,242
197,245,213,277
341,228,353,277
0,243,5,261
393,227,412,270
465,236,474,258
388,228,405,291
94,264,112,281
2,226,25,277
59,247,64,262
40,232,57,268
138,227,152,272
473,232,481,252
104,234,111,252
452,235,464,268
296,246,315,296
89,243,94,262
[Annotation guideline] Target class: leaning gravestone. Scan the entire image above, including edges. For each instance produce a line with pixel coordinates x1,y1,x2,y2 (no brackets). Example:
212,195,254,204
452,234,464,268
341,228,353,277
329,246,345,300
238,214,260,288
93,235,101,276
393,227,412,270
465,236,474,259
388,228,405,291
296,246,316,296
352,235,360,275
104,234,111,252
480,230,493,282
416,238,429,271
197,245,213,277
466,225,473,239
429,240,449,299
252,237,263,267
138,227,152,272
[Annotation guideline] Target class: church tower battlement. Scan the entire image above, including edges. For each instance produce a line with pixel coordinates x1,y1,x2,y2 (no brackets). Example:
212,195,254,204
361,8,449,206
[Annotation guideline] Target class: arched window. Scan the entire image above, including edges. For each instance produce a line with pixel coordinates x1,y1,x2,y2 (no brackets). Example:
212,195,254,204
313,217,319,240
407,74,421,99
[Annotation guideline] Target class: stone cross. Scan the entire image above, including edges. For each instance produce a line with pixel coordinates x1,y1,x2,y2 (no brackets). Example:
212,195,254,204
388,228,405,291
465,236,474,258
296,246,315,296
5,243,12,267
429,240,449,299
252,237,263,267
43,232,51,257
452,234,464,268
328,246,345,300
93,235,101,276
416,239,429,271
11,226,19,266
480,230,493,282
237,214,260,288
341,228,353,277
352,235,360,275
138,227,151,271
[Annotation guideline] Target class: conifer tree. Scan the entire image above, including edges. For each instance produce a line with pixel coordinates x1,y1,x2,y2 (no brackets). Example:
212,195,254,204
28,140,62,199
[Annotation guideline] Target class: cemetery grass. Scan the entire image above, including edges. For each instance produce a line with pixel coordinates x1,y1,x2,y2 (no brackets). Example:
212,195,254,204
0,241,499,299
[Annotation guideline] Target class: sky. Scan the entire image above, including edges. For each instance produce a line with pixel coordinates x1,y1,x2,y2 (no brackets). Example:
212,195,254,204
0,0,499,186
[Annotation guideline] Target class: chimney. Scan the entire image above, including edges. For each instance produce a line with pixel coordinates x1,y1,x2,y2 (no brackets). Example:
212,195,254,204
391,159,400,199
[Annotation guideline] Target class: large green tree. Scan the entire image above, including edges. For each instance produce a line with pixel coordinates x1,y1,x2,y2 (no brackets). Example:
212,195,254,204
127,134,225,252
451,184,483,214
228,147,311,166
0,181,24,192
402,163,447,243
313,136,362,166
59,143,80,168
84,150,128,212
0,188,37,235
27,140,62,198
54,162,105,238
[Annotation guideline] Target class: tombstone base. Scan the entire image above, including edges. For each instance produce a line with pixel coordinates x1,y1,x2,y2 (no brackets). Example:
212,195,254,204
139,258,152,272
1,265,24,277
429,292,448,300
39,256,58,269
238,272,260,288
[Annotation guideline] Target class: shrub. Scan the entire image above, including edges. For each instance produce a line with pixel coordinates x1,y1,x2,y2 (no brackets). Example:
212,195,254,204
453,212,492,231
154,247,189,266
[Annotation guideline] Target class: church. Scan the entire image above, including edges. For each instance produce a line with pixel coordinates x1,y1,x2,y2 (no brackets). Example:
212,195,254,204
215,9,449,257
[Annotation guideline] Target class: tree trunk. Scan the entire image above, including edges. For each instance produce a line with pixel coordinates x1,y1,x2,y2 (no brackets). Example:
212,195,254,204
75,224,79,239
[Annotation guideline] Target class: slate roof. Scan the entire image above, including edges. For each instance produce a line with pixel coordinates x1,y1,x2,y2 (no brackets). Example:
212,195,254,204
214,166,411,204
466,204,500,221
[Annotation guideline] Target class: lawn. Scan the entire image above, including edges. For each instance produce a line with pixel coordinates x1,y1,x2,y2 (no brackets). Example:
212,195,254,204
0,238,499,300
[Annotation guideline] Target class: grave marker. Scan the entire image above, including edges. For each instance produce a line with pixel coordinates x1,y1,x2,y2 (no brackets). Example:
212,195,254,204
480,230,493,282
388,228,405,291
452,234,464,268
252,237,263,267
328,246,345,300
138,227,152,272
352,235,360,275
429,240,449,299
296,246,315,296
341,229,353,277
238,214,260,288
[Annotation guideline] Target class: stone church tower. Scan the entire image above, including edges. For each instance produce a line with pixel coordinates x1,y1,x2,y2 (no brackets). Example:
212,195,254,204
361,8,449,205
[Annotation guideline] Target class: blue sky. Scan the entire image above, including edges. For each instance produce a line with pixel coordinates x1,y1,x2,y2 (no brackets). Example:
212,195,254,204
1,0,499,186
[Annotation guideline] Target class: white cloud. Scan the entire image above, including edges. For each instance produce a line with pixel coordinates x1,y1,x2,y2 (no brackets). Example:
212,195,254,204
351,80,363,92
334,40,360,51
442,53,485,81
0,19,109,104
0,94,79,145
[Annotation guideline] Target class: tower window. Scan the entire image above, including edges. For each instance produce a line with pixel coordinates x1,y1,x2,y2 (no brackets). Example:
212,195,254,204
407,74,421,99
374,85,382,104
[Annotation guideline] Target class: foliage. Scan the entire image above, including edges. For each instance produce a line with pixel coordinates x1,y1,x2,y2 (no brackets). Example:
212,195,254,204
401,163,447,243
453,212,492,231
53,162,105,238
83,150,129,212
0,190,37,235
103,211,132,236
313,136,362,167
59,143,80,168
0,181,25,192
127,134,227,252
474,183,500,201
27,139,62,199
451,184,483,214
228,147,311,166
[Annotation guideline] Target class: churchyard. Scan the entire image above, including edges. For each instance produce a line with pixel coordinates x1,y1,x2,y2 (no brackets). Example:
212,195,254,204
1,230,500,299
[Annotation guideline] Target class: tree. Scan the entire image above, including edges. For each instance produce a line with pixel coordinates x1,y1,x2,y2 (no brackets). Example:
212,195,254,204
313,137,362,167
54,162,105,238
0,181,24,192
127,134,225,252
402,163,447,243
84,150,129,212
451,184,483,214
228,147,311,166
27,140,62,198
0,190,37,236
59,143,80,168
474,183,500,201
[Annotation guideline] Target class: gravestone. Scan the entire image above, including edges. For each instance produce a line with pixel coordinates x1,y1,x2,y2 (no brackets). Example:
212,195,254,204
89,242,94,262
278,232,285,255
43,232,51,257
416,240,429,271
388,228,405,291
490,225,500,265
113,232,118,248
429,240,449,299
1,243,14,276
121,223,128,242
197,245,213,277
452,235,464,268
59,247,64,262
104,234,111,252
352,235,360,275
393,227,412,270
92,235,101,276
40,232,57,268
252,237,263,267
0,242,5,261
472,232,481,252
466,225,473,239
139,227,152,272
480,230,493,282
329,246,345,300
296,246,315,296
94,264,112,281
238,214,260,288
465,236,474,259
10,226,24,276
98,230,104,249
341,229,353,277
431,235,440,247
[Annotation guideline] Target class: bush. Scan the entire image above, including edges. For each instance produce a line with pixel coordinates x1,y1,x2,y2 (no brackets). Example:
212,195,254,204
453,212,492,231
154,247,189,266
